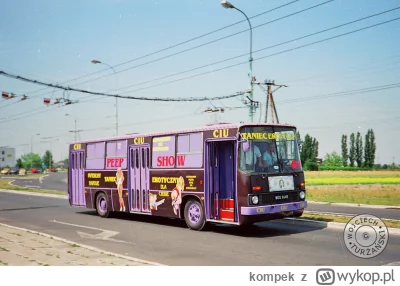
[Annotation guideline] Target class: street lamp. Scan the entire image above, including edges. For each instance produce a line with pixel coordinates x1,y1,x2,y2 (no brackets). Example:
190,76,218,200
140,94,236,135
91,59,119,136
221,0,254,122
30,133,40,170
41,137,59,170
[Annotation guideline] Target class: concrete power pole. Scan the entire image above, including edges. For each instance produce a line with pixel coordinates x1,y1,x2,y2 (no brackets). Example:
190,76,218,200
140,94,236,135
254,80,287,123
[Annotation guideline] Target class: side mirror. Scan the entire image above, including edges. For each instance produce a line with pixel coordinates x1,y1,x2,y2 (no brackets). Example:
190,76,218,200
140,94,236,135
243,141,250,152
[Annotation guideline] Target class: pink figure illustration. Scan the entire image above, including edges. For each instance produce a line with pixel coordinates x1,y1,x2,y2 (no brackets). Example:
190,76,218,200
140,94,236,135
171,176,184,216
116,167,126,211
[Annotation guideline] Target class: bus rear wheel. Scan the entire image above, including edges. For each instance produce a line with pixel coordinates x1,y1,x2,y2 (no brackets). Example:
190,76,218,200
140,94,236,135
184,199,206,231
96,192,111,218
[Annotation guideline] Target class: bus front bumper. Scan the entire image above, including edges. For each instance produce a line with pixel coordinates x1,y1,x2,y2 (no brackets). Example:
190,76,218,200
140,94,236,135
241,201,307,215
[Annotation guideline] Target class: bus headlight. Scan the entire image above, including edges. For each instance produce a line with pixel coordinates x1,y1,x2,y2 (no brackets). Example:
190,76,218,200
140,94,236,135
251,196,259,204
299,191,305,199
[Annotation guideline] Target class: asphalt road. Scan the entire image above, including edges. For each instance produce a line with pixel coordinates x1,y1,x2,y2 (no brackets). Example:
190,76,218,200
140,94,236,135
6,172,67,192
0,192,399,266
5,172,400,220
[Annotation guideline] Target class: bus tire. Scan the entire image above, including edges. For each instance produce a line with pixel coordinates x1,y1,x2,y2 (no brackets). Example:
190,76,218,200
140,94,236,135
293,208,304,217
96,192,111,218
184,199,206,231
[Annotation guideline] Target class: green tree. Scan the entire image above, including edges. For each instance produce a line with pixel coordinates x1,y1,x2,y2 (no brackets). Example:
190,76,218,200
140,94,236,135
349,133,355,167
322,151,343,167
63,158,69,168
16,158,23,168
355,132,363,167
42,150,54,169
20,153,42,170
364,131,371,167
299,133,319,170
341,134,348,167
366,129,376,168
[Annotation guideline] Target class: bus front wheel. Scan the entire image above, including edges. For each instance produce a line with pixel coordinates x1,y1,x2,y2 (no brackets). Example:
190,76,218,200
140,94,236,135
184,199,206,231
96,192,111,218
293,208,304,217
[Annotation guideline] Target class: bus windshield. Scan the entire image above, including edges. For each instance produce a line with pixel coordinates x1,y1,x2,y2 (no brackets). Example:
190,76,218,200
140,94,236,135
238,126,302,174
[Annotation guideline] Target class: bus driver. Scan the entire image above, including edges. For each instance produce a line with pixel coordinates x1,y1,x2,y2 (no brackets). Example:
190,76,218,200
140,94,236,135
263,142,278,168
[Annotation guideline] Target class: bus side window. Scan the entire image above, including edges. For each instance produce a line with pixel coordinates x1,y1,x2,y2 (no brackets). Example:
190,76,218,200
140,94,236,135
135,150,139,169
147,148,149,168
130,149,134,168
142,148,145,169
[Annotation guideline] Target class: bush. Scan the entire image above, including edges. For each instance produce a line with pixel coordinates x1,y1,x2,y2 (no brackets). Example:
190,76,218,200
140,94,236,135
304,160,319,171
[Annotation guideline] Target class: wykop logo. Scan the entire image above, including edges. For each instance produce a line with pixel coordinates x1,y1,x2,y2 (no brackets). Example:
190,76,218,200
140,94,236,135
316,268,335,285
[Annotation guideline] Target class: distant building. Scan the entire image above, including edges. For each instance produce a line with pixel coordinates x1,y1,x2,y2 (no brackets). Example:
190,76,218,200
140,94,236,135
0,147,16,168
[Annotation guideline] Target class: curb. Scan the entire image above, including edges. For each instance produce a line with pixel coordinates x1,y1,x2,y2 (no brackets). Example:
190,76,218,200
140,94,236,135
0,189,67,199
308,201,400,209
304,210,400,221
282,217,400,236
0,222,166,266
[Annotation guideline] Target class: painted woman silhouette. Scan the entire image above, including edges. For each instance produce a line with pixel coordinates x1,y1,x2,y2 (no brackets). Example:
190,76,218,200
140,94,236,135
171,176,184,216
116,167,125,211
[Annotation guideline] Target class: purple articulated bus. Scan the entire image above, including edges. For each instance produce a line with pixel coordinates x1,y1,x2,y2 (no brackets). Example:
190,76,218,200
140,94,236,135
68,123,307,230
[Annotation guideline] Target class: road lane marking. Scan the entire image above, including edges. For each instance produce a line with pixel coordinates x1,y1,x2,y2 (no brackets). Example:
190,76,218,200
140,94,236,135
383,261,400,266
0,222,165,266
51,219,135,245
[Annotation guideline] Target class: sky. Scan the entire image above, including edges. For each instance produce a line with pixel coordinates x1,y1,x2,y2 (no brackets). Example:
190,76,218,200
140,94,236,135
0,0,399,165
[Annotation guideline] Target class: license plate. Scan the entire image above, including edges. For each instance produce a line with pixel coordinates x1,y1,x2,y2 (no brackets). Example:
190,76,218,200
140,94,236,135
275,195,289,200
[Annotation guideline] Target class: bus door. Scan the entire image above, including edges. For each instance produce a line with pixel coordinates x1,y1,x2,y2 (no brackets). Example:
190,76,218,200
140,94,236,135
128,145,150,213
206,139,237,222
70,151,86,206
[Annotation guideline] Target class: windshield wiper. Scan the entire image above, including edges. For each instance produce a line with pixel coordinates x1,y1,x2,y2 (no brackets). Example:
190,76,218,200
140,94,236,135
277,158,299,176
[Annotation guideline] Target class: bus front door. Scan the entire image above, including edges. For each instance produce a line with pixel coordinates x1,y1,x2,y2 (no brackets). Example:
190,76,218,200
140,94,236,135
206,139,237,222
129,145,150,213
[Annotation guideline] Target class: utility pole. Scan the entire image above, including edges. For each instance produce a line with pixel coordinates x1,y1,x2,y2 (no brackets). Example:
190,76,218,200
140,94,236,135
66,114,83,141
254,79,287,123
69,119,83,141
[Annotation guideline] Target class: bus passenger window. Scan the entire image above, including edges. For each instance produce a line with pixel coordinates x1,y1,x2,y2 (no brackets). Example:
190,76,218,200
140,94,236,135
147,148,149,168
142,149,145,169
130,149,134,168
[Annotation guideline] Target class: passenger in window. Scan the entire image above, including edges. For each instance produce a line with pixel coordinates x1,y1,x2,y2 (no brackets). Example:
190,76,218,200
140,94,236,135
245,143,262,171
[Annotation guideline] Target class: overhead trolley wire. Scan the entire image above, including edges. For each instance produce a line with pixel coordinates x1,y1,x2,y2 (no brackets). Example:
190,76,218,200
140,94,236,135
1,14,399,104
17,0,301,99
1,14,399,124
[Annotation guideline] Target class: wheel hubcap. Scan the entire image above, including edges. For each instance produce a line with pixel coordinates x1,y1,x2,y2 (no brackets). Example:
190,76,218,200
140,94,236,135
99,198,106,212
188,203,201,224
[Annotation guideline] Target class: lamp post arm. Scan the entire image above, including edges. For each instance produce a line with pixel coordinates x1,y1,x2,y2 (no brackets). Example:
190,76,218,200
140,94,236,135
102,63,116,74
233,7,252,60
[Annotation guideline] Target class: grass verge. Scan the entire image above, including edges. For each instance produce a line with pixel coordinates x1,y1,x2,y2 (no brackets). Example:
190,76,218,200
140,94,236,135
301,213,400,229
307,184,400,206
304,170,400,185
0,179,65,196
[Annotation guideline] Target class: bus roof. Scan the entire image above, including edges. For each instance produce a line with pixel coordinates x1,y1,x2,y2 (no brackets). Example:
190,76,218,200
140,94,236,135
69,122,297,144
